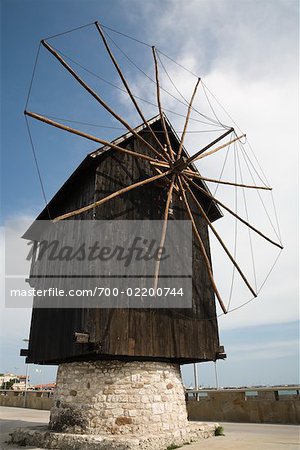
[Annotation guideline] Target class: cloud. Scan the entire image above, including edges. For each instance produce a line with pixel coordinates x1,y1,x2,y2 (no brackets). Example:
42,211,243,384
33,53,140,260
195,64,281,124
228,338,299,361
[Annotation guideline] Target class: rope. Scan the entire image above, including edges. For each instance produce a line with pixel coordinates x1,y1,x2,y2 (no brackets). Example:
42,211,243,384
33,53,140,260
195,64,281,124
201,80,245,135
227,142,238,310
270,190,283,243
25,116,51,219
156,49,199,78
25,42,41,109
235,134,268,187
44,22,94,40
48,43,224,128
236,143,258,292
102,29,222,127
41,114,224,134
98,22,152,48
238,140,282,244
201,80,229,129
205,140,231,215
156,52,229,128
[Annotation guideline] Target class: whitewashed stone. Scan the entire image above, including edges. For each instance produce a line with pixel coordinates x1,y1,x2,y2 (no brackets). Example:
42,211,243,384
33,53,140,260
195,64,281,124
49,360,189,437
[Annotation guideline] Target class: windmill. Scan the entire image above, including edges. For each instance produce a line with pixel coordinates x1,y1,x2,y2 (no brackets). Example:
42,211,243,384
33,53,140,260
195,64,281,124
18,20,283,448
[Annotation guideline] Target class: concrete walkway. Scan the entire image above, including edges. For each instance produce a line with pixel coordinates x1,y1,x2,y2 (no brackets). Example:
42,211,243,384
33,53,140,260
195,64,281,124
0,406,299,449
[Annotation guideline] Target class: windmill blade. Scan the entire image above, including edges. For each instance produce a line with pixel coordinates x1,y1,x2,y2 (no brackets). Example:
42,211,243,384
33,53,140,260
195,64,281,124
176,77,201,161
41,39,164,162
152,46,175,160
185,175,283,249
182,128,234,167
192,134,246,161
182,176,257,298
178,176,227,314
25,111,162,164
53,168,173,222
95,22,170,163
184,173,272,190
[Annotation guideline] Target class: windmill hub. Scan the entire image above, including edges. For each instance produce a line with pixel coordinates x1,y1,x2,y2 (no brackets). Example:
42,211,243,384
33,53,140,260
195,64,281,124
171,157,188,173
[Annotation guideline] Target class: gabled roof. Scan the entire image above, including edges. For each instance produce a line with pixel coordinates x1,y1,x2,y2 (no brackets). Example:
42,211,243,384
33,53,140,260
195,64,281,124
28,114,222,224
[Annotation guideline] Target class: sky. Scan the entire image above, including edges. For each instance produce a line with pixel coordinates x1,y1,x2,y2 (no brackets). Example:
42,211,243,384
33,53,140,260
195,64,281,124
0,0,299,387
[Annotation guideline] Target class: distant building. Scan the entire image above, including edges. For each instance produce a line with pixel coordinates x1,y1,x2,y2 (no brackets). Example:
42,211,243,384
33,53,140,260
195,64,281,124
33,383,56,391
0,373,29,390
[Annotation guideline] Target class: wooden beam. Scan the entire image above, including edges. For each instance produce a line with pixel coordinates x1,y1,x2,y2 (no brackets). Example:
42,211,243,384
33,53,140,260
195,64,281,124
193,134,246,161
41,39,164,162
184,173,272,190
95,22,170,163
185,175,283,249
178,176,227,314
53,168,173,222
176,78,201,161
182,177,257,298
152,46,175,160
25,111,162,164
180,128,234,170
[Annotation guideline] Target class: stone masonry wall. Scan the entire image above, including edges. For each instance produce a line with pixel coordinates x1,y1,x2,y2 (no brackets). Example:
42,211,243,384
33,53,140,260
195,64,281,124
49,360,189,439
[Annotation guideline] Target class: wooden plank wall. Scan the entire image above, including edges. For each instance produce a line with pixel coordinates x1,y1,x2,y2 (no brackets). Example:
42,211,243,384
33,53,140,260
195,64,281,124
27,125,220,365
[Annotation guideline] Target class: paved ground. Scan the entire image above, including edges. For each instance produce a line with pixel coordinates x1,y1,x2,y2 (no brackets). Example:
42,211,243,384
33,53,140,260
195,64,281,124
186,422,299,449
0,406,299,449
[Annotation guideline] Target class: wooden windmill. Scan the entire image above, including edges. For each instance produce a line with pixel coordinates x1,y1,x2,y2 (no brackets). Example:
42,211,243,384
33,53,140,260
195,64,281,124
12,21,286,448
22,21,283,367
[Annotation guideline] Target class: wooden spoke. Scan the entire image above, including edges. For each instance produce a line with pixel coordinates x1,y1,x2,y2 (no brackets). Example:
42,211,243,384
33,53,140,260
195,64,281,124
95,22,170,163
182,177,257,298
178,176,227,314
150,160,169,169
41,40,164,162
185,175,283,249
153,174,177,291
184,173,272,190
25,111,164,164
180,128,234,170
53,168,173,222
152,46,175,161
176,78,201,161
192,134,246,162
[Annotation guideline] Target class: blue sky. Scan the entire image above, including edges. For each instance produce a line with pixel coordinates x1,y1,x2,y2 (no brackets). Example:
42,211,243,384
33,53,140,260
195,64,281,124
1,0,299,387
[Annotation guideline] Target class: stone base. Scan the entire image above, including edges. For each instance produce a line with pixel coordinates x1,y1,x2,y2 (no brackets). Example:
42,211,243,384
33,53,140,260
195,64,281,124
11,360,218,448
49,360,190,436
10,422,218,449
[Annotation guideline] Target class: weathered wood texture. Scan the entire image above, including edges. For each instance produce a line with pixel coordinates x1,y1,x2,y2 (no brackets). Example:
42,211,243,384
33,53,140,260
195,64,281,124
26,118,221,365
